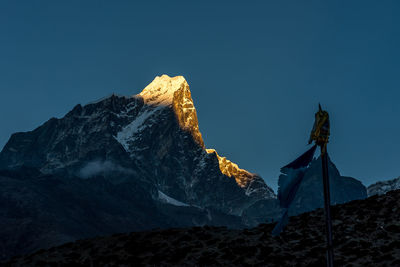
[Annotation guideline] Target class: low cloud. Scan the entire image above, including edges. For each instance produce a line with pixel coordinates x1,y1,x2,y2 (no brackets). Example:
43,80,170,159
79,160,134,178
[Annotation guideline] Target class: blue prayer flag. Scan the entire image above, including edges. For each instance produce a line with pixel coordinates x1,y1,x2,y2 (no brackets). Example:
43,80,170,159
272,145,317,236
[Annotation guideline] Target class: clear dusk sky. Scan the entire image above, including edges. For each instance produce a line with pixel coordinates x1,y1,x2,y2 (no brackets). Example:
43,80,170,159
1,1,400,191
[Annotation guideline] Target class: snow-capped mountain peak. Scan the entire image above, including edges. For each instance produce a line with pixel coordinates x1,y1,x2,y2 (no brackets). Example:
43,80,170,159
138,74,204,148
139,75,188,106
135,75,269,195
0,75,276,216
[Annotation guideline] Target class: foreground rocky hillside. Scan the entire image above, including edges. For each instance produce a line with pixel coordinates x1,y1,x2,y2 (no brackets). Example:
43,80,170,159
5,189,400,266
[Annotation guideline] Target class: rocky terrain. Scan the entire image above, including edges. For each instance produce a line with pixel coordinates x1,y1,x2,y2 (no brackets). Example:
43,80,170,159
4,189,400,266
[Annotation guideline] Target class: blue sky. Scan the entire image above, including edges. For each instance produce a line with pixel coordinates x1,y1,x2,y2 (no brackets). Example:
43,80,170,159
1,1,400,191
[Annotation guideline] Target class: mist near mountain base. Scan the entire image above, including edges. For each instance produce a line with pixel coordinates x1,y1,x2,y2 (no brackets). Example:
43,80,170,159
79,160,134,178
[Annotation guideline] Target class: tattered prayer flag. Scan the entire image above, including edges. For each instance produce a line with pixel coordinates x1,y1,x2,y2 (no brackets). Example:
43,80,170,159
271,145,317,236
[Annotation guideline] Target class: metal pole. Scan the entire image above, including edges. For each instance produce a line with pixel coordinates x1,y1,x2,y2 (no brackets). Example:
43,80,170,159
321,146,334,267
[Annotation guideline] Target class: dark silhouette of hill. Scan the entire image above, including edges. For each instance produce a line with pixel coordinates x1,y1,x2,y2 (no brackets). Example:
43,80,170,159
4,189,400,266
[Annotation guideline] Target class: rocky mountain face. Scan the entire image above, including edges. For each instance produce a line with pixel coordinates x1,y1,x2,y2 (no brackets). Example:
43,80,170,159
6,190,400,267
0,75,275,214
0,75,275,260
368,176,400,196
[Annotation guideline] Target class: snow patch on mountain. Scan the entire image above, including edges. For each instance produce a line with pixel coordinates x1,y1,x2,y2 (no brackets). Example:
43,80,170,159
114,106,164,152
158,190,189,207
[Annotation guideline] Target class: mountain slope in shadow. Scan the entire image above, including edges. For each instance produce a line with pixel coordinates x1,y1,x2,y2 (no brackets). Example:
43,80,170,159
5,189,400,266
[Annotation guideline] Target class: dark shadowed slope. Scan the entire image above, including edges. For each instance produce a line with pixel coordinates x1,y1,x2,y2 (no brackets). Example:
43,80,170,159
0,167,244,262
5,189,400,267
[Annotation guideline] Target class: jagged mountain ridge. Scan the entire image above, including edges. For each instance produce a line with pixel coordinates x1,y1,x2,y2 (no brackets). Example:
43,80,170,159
368,176,400,196
0,75,275,215
0,75,277,260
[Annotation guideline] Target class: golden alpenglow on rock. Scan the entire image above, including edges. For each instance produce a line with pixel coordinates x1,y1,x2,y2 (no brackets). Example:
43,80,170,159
139,75,204,148
139,74,258,188
206,149,256,188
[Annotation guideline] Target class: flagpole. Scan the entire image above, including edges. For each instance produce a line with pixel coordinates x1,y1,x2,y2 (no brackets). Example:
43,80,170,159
321,144,334,267
309,104,334,267
273,103,335,267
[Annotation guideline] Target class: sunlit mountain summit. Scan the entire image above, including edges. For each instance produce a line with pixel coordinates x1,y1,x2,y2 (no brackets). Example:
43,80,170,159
1,74,276,207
